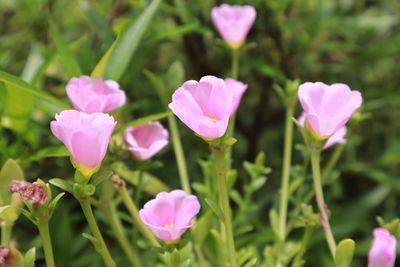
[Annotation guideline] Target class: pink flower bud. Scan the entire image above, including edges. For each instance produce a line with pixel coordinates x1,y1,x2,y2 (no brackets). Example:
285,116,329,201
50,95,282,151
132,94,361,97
368,228,397,267
168,76,234,139
8,181,48,208
298,112,347,149
139,190,200,242
124,122,169,160
66,75,126,113
211,4,256,48
298,82,362,138
50,110,116,177
0,246,11,267
225,78,248,114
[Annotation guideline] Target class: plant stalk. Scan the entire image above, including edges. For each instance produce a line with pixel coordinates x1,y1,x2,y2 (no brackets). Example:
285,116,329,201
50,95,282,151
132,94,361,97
168,114,191,194
116,184,160,247
310,150,336,259
78,198,116,267
277,104,295,240
1,222,12,246
102,201,142,267
37,220,55,267
212,145,237,267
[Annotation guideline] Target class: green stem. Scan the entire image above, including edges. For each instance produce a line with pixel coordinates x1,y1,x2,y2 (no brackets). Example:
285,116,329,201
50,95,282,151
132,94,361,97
322,144,344,180
310,150,336,259
1,222,12,246
168,115,191,194
117,185,160,247
231,48,239,79
291,226,314,267
102,201,142,267
212,145,237,267
134,170,145,206
277,104,295,241
78,198,116,267
37,220,55,267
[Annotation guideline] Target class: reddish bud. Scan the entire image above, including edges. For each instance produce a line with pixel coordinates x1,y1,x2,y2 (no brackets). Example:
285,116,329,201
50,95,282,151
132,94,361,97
8,181,48,208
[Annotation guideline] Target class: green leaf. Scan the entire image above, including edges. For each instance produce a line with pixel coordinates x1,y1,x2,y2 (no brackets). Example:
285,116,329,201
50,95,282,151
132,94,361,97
15,207,37,225
191,210,213,246
3,82,34,134
96,0,162,81
48,192,65,217
10,248,24,267
49,178,73,193
48,17,82,77
23,145,69,163
82,233,101,251
0,205,19,223
0,159,24,205
143,69,168,105
23,247,36,267
90,170,114,186
204,198,224,220
0,70,70,110
335,239,355,267
113,111,170,135
112,162,168,195
81,2,114,47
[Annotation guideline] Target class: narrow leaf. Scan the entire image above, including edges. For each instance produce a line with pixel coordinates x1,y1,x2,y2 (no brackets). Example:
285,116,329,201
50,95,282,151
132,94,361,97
49,178,73,193
0,70,70,110
24,247,36,267
100,0,162,81
113,111,170,135
48,17,82,77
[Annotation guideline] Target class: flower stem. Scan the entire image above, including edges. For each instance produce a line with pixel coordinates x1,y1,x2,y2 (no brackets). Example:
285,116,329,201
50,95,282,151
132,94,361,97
102,200,142,267
212,145,237,267
78,198,116,267
277,104,295,241
1,222,12,246
231,48,239,79
116,183,160,248
37,220,55,267
168,114,191,194
310,150,336,259
322,144,344,180
291,225,314,267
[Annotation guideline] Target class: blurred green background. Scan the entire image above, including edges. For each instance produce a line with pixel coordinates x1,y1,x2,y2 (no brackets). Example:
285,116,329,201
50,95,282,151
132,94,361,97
0,0,399,266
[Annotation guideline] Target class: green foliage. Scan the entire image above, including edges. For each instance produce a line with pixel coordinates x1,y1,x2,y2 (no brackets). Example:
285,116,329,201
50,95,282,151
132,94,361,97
0,0,399,266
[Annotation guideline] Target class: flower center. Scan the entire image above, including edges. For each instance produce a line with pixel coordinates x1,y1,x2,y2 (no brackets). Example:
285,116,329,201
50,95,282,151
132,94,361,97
208,115,219,123
164,223,175,228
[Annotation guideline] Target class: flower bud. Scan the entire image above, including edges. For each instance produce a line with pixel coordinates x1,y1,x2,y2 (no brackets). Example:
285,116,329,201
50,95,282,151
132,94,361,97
8,181,48,208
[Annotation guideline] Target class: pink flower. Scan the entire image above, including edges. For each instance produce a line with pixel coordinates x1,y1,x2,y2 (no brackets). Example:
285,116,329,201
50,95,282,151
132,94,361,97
368,228,397,267
298,82,362,138
139,190,200,242
211,4,256,48
225,78,248,113
124,122,169,160
8,180,48,208
168,76,234,139
66,75,126,113
50,110,116,177
298,112,347,149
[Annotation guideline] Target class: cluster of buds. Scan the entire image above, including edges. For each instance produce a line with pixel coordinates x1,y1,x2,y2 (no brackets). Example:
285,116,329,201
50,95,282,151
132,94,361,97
8,180,48,208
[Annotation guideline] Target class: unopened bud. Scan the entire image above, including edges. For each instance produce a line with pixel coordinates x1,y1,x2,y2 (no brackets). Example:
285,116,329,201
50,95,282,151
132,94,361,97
0,246,12,267
8,181,48,208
